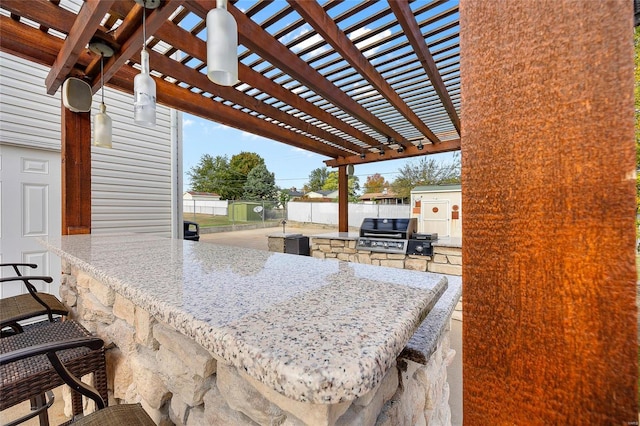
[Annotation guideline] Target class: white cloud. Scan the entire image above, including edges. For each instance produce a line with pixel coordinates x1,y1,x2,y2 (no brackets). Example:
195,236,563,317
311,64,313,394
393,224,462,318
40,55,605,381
349,27,392,55
183,118,195,127
292,146,316,157
241,131,267,141
281,26,329,59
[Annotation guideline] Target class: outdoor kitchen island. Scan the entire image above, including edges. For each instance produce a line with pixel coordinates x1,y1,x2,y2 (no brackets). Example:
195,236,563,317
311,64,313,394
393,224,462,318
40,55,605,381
40,233,459,425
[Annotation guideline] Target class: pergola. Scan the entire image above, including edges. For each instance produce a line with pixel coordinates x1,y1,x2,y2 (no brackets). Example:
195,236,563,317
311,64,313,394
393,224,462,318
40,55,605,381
0,0,637,423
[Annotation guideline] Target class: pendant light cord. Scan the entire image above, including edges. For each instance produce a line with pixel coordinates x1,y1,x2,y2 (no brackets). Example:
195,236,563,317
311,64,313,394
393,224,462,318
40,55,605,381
142,2,146,52
100,53,105,104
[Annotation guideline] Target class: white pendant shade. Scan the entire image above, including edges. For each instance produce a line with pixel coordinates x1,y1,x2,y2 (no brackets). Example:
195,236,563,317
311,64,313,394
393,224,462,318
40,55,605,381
206,2,238,87
93,103,112,148
134,49,156,127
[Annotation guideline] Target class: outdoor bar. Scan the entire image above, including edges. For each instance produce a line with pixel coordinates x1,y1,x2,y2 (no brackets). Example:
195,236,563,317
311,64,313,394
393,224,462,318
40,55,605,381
40,233,461,425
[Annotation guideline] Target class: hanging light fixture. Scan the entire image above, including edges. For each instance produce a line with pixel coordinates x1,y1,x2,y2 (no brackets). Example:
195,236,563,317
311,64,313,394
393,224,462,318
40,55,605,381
89,40,115,148
206,0,238,86
133,0,160,127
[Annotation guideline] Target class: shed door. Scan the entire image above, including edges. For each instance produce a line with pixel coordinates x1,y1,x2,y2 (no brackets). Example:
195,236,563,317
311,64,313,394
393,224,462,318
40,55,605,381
421,200,450,237
0,145,61,298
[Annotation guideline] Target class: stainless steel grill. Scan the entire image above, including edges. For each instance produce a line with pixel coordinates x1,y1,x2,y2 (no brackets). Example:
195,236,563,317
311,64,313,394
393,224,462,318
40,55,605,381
356,218,417,254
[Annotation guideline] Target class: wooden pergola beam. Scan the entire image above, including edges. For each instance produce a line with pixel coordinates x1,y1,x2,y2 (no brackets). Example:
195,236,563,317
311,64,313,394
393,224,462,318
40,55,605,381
45,0,116,95
93,0,184,93
187,0,403,145
0,0,75,35
107,63,344,159
136,50,349,158
0,14,343,161
0,15,93,69
152,20,382,149
325,138,461,167
288,0,440,145
389,0,460,134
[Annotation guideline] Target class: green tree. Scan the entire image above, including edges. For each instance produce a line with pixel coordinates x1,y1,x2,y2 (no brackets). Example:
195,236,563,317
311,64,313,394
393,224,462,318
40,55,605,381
187,154,235,198
390,153,461,200
188,152,269,200
243,163,278,201
278,190,291,209
363,173,390,193
226,152,266,200
304,167,330,192
322,171,361,202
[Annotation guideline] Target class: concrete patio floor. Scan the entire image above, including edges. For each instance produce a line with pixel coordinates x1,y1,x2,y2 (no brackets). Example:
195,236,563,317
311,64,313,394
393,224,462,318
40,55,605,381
198,223,336,250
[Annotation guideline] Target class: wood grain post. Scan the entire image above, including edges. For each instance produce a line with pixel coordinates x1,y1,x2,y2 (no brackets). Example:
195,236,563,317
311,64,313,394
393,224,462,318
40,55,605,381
61,102,91,235
460,1,638,423
338,165,348,232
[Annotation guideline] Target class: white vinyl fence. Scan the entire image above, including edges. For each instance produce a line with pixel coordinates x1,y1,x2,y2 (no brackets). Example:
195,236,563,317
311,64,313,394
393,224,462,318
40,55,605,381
183,199,228,216
286,201,411,228
182,199,411,228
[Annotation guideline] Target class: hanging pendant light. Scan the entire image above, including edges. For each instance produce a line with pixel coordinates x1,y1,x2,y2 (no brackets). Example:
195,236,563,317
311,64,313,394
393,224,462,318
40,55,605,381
89,41,114,148
206,0,238,86
133,0,159,127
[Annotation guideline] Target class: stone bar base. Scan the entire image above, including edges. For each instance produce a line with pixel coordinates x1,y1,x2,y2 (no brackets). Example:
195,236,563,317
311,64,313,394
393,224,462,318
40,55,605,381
310,237,462,276
59,261,454,425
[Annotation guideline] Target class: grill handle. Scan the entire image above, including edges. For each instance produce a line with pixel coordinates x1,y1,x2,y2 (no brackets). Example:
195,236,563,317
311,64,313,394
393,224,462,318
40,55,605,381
361,232,403,238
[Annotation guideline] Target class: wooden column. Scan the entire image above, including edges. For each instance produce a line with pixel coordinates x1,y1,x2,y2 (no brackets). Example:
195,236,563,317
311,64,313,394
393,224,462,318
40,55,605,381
61,102,91,235
460,1,637,423
338,165,348,232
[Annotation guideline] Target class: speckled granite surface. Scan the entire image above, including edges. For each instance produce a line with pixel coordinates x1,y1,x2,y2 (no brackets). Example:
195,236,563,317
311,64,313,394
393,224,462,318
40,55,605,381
432,237,462,248
40,234,447,404
401,275,462,364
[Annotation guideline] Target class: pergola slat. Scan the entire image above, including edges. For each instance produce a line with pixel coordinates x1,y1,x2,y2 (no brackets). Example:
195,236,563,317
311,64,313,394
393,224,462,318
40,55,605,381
45,0,116,95
389,0,460,134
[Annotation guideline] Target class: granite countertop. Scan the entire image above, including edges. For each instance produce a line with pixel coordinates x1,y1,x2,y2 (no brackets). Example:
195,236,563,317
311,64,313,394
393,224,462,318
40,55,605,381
41,234,447,404
309,232,360,240
432,237,462,248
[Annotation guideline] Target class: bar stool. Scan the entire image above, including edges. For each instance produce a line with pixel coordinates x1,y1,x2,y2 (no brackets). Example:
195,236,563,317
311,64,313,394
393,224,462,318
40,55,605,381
0,263,68,336
0,329,154,426
0,320,108,425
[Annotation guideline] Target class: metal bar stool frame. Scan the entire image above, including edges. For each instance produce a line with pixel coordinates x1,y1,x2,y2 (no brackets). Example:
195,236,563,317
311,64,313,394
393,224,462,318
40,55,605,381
0,320,108,426
0,263,68,336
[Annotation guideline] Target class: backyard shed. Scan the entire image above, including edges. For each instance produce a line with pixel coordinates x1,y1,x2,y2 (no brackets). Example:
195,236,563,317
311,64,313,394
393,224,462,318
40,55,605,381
411,184,462,238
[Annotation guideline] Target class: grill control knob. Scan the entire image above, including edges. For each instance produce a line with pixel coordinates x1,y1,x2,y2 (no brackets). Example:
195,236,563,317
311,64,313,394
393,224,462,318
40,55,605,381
415,245,423,252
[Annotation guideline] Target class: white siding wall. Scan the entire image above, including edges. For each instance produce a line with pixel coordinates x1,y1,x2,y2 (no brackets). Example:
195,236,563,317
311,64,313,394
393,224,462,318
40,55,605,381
0,52,175,237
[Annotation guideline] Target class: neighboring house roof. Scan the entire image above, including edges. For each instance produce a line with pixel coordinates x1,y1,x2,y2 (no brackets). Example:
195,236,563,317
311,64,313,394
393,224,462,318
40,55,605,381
184,191,221,197
284,189,305,197
359,191,402,201
305,190,338,198
412,184,462,192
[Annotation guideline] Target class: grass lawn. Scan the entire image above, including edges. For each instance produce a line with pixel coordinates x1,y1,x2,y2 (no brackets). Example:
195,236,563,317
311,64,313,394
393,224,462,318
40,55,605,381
183,213,238,227
183,213,281,228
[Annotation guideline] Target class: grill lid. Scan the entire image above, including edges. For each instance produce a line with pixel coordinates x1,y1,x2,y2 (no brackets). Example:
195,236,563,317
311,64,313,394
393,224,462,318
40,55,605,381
359,218,417,239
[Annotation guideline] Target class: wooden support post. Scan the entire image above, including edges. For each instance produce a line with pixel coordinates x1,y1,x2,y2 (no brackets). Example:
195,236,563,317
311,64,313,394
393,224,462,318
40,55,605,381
460,1,638,423
61,102,91,235
338,165,348,232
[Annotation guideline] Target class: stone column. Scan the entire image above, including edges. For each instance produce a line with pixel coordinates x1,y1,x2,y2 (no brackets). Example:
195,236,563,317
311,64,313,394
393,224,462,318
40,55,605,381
460,1,638,423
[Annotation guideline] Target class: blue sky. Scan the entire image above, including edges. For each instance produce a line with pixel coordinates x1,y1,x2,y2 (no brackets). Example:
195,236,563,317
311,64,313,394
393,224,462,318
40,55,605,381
182,113,456,192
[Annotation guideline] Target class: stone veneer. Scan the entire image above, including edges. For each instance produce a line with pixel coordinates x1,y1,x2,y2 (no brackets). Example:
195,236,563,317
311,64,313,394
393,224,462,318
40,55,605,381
58,261,455,426
310,237,462,277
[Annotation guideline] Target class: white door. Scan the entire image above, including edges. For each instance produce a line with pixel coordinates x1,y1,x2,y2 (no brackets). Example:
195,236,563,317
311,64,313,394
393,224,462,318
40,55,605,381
421,199,450,237
0,144,61,298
